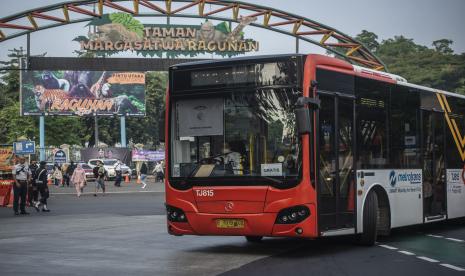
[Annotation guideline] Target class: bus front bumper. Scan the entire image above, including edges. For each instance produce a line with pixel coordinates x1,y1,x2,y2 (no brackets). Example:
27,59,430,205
167,209,316,238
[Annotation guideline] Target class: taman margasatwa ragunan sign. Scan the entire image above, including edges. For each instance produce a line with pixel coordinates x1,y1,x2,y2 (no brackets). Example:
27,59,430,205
74,13,259,57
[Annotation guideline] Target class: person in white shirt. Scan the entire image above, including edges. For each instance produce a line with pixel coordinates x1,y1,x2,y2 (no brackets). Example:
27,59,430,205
154,161,164,182
220,143,242,175
12,156,31,215
114,159,123,187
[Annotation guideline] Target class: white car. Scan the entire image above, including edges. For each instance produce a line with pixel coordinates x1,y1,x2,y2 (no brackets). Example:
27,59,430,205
87,159,132,180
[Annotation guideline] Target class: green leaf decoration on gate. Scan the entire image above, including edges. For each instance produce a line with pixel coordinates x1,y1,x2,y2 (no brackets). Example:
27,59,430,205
215,22,231,34
109,13,144,38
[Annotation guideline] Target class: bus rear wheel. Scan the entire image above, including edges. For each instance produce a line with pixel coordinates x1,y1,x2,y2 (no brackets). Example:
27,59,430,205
358,191,379,246
245,236,263,243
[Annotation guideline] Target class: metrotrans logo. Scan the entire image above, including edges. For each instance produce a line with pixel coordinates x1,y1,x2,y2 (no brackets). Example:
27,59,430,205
389,170,422,187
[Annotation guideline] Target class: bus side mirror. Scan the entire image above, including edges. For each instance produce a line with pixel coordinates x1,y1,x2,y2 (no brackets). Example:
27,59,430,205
158,110,165,142
295,107,311,135
295,97,320,135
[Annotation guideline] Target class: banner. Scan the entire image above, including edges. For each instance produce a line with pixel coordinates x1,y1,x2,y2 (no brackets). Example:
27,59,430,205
21,70,146,116
0,145,15,176
132,149,164,162
80,148,131,165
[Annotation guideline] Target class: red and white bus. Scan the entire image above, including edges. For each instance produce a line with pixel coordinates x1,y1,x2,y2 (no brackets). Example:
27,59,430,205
164,54,465,245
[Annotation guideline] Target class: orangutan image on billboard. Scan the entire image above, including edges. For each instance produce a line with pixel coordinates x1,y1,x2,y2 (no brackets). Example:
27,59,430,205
21,70,146,116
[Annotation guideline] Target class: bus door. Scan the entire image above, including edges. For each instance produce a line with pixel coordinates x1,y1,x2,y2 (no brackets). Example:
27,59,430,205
317,92,356,232
421,109,447,221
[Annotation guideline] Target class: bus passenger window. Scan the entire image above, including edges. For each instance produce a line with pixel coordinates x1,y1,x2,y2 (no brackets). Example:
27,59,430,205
356,77,390,169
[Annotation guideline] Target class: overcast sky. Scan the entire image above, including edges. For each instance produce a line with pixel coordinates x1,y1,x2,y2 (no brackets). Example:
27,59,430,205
0,0,464,62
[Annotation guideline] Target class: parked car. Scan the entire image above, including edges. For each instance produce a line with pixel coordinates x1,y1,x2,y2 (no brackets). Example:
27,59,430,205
87,159,132,180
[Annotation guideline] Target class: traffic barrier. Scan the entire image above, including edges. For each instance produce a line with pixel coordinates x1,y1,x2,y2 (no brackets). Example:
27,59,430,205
0,180,13,207
124,174,130,183
7,185,14,207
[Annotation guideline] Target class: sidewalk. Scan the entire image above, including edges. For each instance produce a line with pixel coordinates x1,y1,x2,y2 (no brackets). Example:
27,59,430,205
49,176,165,195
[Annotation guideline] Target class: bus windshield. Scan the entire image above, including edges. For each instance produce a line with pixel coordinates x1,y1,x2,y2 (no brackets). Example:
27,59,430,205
170,87,302,183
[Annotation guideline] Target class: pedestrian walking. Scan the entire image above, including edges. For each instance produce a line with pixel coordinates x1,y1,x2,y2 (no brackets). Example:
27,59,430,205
61,163,69,187
33,161,50,212
114,159,123,187
28,160,39,206
65,161,76,187
140,162,148,189
154,161,164,183
71,163,86,197
94,161,106,196
12,156,31,215
53,164,62,186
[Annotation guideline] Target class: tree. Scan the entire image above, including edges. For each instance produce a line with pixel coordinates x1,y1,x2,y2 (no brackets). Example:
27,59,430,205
355,30,380,53
0,102,38,144
0,48,25,109
353,30,465,95
432,39,454,54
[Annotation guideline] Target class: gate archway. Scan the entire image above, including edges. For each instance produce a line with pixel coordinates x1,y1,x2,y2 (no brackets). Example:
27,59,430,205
0,0,386,70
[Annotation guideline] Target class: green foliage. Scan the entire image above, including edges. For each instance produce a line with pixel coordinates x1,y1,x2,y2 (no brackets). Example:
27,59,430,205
109,13,144,38
72,36,89,43
44,117,84,146
432,39,454,55
0,102,38,143
0,48,24,108
86,14,112,26
215,22,231,34
355,30,379,53
371,35,465,94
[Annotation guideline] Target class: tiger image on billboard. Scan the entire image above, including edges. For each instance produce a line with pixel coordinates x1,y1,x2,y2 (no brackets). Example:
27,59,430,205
21,70,146,116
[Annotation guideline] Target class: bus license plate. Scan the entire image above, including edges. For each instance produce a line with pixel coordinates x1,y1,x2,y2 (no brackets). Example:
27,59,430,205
216,219,245,229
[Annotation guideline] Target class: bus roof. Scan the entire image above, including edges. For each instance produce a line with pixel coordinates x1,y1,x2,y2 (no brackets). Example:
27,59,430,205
171,53,465,100
170,54,305,69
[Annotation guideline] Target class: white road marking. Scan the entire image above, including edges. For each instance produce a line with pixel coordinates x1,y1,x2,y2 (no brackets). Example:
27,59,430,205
445,238,464,243
378,244,397,250
398,250,415,256
379,243,465,272
417,256,439,263
426,234,465,243
440,264,465,272
426,234,443,238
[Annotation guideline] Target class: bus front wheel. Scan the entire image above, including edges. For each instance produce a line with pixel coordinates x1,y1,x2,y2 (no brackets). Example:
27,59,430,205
245,236,263,243
358,191,379,246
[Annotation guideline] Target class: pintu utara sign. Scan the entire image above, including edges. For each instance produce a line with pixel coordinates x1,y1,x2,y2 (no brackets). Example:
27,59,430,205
74,13,259,57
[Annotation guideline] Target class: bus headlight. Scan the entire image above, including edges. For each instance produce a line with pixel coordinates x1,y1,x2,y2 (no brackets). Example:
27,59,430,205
275,205,310,224
166,205,188,223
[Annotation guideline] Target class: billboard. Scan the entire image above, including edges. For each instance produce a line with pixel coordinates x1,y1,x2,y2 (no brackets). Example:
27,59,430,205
132,149,165,162
75,13,259,58
21,70,146,116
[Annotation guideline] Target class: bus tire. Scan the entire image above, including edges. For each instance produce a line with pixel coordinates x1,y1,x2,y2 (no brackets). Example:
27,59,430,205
245,236,263,243
358,191,379,246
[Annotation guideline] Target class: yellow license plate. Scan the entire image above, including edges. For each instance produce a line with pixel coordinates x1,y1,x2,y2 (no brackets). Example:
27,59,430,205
216,219,245,229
